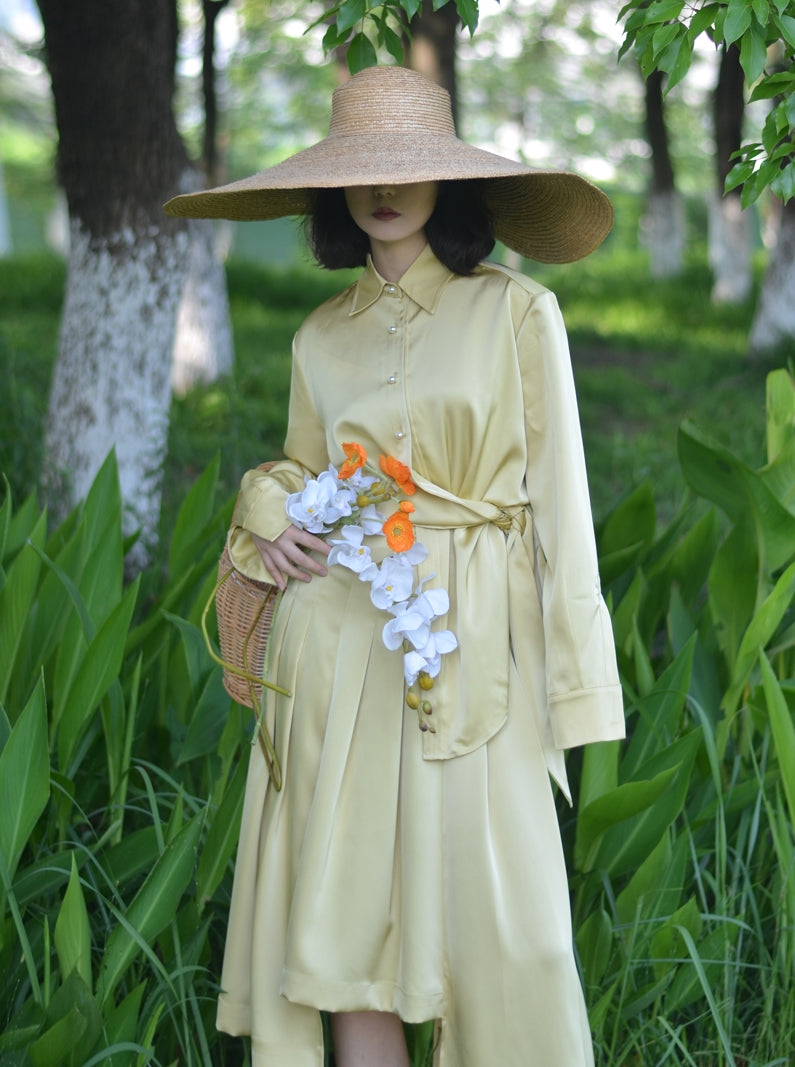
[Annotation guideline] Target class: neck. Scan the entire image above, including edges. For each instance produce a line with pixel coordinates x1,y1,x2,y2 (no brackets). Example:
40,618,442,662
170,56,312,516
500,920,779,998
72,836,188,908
369,234,428,282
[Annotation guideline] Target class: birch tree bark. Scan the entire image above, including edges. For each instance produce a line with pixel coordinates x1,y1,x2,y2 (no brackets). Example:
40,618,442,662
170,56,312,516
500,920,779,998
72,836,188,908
640,69,685,278
749,198,795,356
709,43,752,305
36,0,192,571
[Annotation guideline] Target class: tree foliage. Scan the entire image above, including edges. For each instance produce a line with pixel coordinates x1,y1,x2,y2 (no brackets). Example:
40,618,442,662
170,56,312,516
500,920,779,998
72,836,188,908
311,0,480,71
619,0,795,206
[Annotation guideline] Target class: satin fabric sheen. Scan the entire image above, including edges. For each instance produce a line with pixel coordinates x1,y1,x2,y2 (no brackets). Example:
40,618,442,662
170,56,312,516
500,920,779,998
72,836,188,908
218,246,625,1065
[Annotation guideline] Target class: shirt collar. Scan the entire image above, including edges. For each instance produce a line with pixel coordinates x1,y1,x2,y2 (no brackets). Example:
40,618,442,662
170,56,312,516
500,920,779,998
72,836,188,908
350,243,454,316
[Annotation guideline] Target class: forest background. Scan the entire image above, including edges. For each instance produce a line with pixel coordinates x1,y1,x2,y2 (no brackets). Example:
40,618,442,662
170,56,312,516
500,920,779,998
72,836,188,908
1,1,795,1065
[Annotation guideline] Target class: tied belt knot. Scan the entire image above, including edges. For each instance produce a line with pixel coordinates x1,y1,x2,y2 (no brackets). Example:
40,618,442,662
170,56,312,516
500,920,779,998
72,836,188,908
405,475,538,763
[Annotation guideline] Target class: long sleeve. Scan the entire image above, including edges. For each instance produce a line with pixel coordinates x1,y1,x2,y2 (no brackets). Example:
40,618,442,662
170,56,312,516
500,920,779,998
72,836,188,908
518,290,625,748
228,334,330,580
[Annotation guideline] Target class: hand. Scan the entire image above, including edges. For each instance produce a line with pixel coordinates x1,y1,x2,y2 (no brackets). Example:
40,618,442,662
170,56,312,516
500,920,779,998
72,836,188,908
252,525,330,590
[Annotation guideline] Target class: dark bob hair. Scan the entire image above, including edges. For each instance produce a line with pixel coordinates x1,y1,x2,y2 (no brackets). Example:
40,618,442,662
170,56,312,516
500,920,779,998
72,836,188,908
305,179,495,276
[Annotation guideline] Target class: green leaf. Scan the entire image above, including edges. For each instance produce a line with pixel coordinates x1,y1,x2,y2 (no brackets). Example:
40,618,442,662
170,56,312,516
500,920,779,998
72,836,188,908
54,853,92,989
0,474,11,564
765,368,795,465
664,33,693,90
678,418,795,572
770,160,795,203
650,896,702,980
587,730,702,877
100,981,146,1055
454,0,479,35
57,578,140,773
29,972,103,1067
382,22,405,63
708,521,758,665
614,831,689,926
399,0,423,20
774,12,795,48
652,21,682,58
751,0,769,24
598,480,656,560
197,755,247,911
760,650,795,829
0,510,47,709
723,559,795,713
336,0,367,35
0,676,49,882
740,18,768,84
689,1,721,36
646,0,685,24
575,765,679,872
575,908,614,985
621,635,695,781
724,0,753,45
178,669,229,764
749,72,795,101
346,31,378,72
96,809,204,1006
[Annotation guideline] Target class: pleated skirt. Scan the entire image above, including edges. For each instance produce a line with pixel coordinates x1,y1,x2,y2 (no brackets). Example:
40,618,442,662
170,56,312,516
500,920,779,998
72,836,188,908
216,552,594,1066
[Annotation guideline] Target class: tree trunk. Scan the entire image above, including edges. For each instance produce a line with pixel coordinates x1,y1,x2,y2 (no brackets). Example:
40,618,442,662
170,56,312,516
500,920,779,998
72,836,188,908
171,215,234,397
36,0,192,571
406,0,460,128
202,0,230,186
710,43,752,304
169,0,234,400
749,197,795,356
640,69,685,278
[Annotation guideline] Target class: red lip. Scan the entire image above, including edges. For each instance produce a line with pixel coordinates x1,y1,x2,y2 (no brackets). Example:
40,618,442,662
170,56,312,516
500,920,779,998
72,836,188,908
373,208,400,220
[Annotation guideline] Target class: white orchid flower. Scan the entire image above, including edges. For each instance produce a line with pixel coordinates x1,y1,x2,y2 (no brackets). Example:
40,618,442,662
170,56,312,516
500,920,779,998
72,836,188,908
286,469,352,532
382,600,431,652
369,554,415,610
327,525,378,579
357,503,386,536
402,628,458,684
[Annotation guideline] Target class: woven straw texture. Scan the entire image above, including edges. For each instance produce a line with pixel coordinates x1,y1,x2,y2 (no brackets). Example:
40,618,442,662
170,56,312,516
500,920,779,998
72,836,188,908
216,543,279,709
163,65,612,264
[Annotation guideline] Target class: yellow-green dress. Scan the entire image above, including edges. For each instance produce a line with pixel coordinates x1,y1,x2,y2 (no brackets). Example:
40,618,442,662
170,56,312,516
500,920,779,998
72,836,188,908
216,245,625,1066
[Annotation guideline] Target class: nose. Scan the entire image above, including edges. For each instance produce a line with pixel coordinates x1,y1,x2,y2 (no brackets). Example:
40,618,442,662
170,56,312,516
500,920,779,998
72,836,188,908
373,185,396,200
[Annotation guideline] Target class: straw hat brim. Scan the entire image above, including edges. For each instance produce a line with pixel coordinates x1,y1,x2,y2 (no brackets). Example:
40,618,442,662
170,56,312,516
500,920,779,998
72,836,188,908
164,118,612,263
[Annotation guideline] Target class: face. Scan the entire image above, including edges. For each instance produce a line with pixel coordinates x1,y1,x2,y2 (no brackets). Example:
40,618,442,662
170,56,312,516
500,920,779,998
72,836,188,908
344,182,439,248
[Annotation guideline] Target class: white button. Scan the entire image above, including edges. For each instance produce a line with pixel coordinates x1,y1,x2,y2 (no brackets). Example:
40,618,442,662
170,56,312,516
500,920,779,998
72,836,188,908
387,325,397,334
387,374,397,384
395,431,405,440
384,284,398,295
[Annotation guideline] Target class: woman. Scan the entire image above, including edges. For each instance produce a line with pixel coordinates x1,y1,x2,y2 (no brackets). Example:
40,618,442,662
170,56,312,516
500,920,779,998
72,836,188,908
166,65,625,1067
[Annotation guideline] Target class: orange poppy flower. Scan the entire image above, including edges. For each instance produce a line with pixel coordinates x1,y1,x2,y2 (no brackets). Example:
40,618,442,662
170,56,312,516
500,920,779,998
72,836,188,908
339,441,367,480
383,512,415,553
399,500,415,514
379,454,416,495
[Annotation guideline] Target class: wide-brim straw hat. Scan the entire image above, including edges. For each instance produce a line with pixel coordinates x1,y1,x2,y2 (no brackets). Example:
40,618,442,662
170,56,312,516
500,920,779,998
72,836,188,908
164,65,612,264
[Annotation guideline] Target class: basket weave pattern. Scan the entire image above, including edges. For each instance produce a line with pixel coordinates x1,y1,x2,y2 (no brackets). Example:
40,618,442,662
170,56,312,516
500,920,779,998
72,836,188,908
215,543,279,709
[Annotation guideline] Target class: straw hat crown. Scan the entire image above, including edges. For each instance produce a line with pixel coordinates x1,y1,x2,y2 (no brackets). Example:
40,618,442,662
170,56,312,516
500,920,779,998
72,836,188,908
164,65,612,264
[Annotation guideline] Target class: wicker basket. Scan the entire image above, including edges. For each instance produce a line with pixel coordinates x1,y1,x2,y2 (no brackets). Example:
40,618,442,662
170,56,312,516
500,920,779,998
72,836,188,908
215,542,280,709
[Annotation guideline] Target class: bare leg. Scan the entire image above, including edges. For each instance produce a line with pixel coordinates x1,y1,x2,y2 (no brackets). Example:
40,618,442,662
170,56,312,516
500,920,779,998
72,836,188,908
330,1011,410,1067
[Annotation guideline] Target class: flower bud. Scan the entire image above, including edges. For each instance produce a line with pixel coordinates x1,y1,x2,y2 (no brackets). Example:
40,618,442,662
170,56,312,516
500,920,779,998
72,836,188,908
357,494,371,507
418,672,434,691
406,689,420,709
421,700,432,715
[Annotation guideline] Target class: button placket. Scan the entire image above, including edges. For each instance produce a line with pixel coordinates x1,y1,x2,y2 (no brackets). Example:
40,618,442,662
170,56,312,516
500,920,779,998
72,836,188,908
385,286,408,451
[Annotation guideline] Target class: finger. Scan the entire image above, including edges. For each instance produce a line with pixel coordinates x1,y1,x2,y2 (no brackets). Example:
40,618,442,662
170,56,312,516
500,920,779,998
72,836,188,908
292,530,332,557
282,542,328,578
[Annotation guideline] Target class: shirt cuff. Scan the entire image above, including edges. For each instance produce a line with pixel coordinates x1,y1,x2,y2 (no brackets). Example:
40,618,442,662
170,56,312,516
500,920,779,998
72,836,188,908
548,685,626,749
